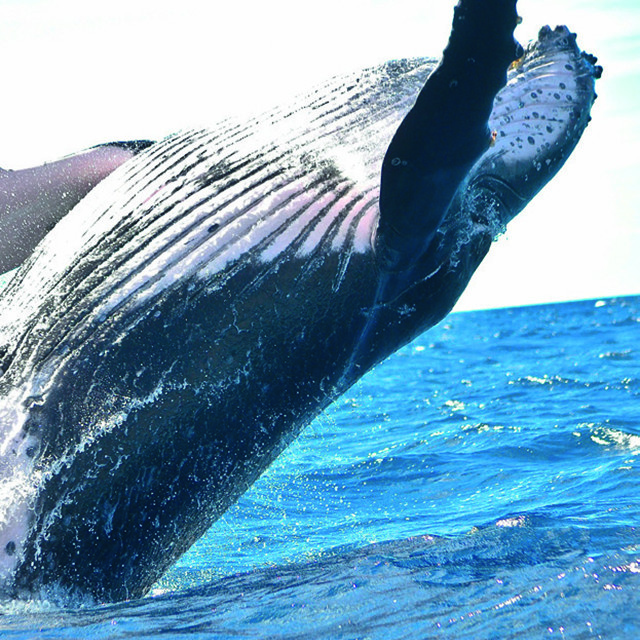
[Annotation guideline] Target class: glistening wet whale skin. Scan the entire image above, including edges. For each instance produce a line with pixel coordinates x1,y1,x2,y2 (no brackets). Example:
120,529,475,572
0,0,600,602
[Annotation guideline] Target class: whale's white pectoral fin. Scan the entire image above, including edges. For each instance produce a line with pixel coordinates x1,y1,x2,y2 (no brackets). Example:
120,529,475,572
460,25,602,232
0,142,154,274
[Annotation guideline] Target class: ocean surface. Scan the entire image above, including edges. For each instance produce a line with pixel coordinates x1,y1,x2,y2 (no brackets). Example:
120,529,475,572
0,295,637,638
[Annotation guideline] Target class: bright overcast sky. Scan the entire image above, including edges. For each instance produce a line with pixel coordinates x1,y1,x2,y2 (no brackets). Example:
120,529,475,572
1,0,638,310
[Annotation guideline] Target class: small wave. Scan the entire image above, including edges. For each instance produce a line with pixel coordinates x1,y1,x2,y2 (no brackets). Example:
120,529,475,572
507,374,584,389
599,349,634,360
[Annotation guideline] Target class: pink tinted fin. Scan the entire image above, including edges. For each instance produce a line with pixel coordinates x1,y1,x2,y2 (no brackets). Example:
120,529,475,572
0,141,154,273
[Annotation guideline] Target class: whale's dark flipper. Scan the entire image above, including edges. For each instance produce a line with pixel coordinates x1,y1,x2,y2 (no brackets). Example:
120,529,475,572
376,0,522,275
0,0,600,603
0,141,154,274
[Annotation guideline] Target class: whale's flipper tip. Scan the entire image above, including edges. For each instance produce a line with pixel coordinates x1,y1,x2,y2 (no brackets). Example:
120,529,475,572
455,23,601,234
535,24,603,78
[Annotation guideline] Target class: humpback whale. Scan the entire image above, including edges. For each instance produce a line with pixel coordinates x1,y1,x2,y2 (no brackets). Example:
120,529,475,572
0,0,601,602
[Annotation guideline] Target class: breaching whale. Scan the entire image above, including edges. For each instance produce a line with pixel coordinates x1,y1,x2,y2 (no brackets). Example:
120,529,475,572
0,0,601,602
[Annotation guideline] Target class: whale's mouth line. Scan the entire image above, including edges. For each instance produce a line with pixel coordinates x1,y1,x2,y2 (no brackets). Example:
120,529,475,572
468,173,528,216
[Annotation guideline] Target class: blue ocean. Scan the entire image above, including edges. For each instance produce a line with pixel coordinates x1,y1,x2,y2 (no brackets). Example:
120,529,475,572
0,295,637,638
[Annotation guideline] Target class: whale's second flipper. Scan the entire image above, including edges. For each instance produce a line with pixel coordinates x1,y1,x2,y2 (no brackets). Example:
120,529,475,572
415,24,603,288
0,141,154,274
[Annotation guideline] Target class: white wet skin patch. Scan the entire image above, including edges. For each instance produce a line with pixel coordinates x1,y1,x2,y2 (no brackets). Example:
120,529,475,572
0,395,37,586
486,26,598,185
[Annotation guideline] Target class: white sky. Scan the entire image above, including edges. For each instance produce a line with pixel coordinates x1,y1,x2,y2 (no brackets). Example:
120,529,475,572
1,0,638,310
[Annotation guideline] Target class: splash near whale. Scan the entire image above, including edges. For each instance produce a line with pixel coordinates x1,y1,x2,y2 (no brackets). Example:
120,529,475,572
0,0,601,602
